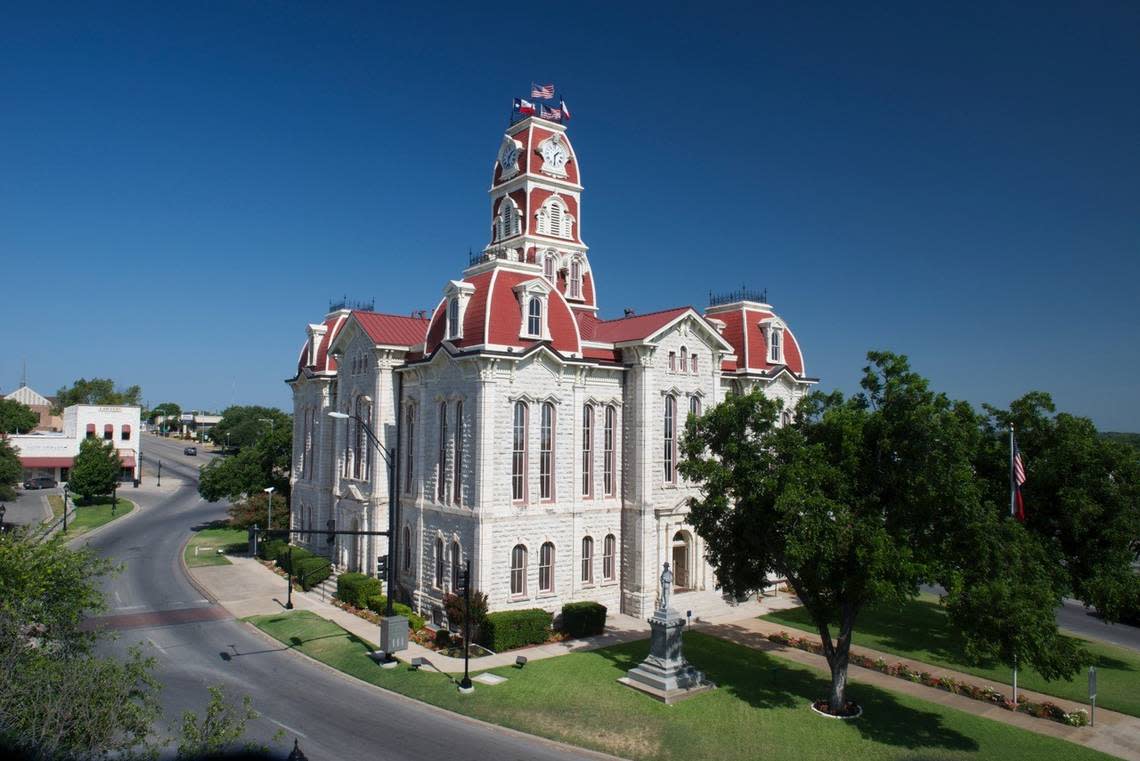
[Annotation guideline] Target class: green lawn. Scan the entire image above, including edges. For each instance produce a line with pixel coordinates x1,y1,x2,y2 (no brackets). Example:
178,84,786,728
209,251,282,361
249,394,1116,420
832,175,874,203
249,610,1113,761
58,498,134,538
762,597,1140,718
185,524,248,567
47,495,65,521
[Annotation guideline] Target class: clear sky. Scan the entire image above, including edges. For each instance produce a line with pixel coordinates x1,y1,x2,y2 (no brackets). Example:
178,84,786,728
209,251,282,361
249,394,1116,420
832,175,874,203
2,1,1138,429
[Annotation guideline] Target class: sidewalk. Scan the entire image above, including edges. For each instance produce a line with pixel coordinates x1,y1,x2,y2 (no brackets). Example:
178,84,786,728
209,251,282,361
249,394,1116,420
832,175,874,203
701,616,1140,761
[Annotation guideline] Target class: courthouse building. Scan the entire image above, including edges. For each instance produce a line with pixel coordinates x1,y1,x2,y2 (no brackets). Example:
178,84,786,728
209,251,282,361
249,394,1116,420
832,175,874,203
288,113,816,621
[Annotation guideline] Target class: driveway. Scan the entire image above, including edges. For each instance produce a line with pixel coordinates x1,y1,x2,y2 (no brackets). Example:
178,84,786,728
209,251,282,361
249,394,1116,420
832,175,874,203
2,485,54,526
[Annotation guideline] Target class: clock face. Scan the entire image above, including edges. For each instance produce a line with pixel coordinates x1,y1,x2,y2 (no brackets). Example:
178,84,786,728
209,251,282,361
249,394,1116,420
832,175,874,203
498,138,520,176
538,135,569,177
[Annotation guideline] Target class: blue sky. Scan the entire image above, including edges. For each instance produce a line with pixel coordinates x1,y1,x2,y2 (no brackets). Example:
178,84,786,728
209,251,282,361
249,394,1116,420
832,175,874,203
2,1,1138,429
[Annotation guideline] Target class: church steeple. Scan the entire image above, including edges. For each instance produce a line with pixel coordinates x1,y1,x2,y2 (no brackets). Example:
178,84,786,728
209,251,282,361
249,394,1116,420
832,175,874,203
483,115,596,312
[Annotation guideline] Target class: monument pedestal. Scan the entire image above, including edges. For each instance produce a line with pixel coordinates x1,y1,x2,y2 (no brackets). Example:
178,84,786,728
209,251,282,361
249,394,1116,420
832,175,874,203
620,606,714,704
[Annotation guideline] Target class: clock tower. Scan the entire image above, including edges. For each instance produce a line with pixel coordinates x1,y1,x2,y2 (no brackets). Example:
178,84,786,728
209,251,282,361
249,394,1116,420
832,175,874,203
484,116,596,311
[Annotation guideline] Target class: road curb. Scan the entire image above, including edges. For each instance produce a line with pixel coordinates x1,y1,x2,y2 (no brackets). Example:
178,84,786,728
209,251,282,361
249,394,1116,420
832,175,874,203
179,535,222,606
238,615,628,761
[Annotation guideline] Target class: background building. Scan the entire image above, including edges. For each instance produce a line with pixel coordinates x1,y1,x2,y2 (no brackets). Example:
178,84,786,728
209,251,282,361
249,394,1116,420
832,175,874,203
8,404,142,483
3,384,62,432
289,114,816,623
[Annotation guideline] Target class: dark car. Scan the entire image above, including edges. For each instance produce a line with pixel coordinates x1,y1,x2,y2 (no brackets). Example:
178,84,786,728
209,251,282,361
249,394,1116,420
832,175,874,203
184,446,197,456
23,476,57,490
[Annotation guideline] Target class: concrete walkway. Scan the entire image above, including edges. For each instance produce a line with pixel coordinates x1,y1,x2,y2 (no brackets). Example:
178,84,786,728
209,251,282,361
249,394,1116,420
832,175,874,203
704,616,1140,761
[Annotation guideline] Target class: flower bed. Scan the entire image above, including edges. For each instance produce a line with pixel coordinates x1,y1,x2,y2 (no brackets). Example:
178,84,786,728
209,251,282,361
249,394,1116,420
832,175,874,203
765,631,1089,727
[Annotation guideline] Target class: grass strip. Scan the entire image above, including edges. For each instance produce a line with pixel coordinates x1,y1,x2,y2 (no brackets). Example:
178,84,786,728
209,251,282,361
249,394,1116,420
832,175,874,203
184,525,248,567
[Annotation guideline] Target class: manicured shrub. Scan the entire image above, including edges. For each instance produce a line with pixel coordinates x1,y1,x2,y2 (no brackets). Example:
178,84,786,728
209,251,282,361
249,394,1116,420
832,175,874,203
434,628,452,648
336,572,382,608
364,595,425,630
258,538,286,562
479,608,552,652
443,591,488,639
275,545,314,574
293,557,332,590
560,601,607,638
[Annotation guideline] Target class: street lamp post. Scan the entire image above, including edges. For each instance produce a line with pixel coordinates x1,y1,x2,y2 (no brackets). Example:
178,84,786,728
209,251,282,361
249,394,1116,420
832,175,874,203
0,503,6,532
62,483,69,533
264,487,275,531
328,410,407,663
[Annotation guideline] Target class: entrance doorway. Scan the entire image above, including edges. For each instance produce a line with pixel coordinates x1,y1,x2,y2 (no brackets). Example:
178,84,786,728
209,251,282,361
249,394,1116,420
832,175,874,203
671,530,691,591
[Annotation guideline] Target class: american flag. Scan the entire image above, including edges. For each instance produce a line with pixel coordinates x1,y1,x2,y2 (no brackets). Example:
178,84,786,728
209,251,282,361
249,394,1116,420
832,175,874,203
540,104,562,121
1012,435,1027,522
531,82,555,100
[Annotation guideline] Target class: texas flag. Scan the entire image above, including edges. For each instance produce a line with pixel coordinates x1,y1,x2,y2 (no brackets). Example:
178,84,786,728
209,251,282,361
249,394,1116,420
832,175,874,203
513,98,535,115
560,98,571,121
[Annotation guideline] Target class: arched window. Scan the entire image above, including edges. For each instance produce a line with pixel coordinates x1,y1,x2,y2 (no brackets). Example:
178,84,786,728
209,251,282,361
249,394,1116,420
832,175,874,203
537,197,572,238
603,405,616,496
402,525,412,571
691,353,698,373
569,259,581,299
668,351,676,372
679,346,688,373
539,402,555,500
543,252,556,281
664,395,677,483
434,537,444,588
690,395,701,418
447,298,460,339
539,542,555,593
453,401,463,504
781,410,793,427
497,198,519,241
437,402,448,502
581,536,594,583
603,534,616,581
512,402,528,501
404,406,415,493
581,405,593,497
450,541,461,590
363,400,373,481
121,424,131,441
769,329,782,363
510,544,527,596
527,297,543,337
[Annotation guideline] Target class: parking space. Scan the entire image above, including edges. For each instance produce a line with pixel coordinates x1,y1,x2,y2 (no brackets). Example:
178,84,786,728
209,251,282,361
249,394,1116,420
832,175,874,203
2,485,56,526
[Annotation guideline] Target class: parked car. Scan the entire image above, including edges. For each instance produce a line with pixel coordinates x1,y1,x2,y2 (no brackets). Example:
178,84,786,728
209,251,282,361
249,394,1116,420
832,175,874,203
23,476,58,490
184,446,197,456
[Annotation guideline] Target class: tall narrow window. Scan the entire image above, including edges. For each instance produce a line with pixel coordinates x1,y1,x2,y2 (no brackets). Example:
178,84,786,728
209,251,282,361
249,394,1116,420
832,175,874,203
679,346,688,373
450,541,461,590
770,329,781,363
402,525,411,571
512,402,528,501
603,534,616,581
437,402,448,502
404,406,415,493
539,402,554,500
691,353,698,373
581,405,593,497
539,542,555,593
447,298,460,339
549,202,563,237
664,395,677,483
690,396,701,418
527,297,542,337
569,260,581,298
121,424,131,441
581,536,594,583
510,544,527,596
435,537,444,588
453,401,463,504
104,424,113,440
668,352,676,372
543,253,556,280
603,405,616,496
353,398,365,480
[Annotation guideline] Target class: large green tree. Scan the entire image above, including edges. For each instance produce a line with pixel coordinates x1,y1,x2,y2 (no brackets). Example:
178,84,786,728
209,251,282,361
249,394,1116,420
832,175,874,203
978,393,1140,623
198,412,291,505
0,398,39,434
52,378,142,414
148,402,182,427
680,352,1085,713
68,439,121,502
210,406,290,451
0,440,21,501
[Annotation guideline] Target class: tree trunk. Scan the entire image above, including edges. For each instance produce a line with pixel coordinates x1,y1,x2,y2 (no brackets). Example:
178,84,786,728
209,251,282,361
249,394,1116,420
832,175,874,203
828,655,848,710
820,605,855,713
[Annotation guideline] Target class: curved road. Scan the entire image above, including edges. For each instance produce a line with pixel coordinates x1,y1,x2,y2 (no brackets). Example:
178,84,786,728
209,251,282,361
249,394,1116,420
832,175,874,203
83,435,593,761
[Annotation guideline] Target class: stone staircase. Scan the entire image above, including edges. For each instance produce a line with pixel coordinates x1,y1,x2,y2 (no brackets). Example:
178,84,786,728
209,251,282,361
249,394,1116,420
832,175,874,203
673,587,795,624
309,567,341,603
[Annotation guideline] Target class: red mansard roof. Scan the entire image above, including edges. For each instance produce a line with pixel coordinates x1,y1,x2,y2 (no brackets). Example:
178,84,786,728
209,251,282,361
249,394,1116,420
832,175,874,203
354,311,432,347
708,306,806,375
590,307,691,343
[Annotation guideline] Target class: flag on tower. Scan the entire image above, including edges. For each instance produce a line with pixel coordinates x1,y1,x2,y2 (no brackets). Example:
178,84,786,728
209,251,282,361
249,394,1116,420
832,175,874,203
560,98,571,121
540,104,562,121
513,98,535,115
531,82,555,99
1011,432,1027,522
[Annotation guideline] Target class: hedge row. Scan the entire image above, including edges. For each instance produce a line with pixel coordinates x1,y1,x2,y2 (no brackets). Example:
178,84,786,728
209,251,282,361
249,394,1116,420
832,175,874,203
560,601,607,638
479,608,552,652
336,572,383,608
293,557,332,590
366,595,426,631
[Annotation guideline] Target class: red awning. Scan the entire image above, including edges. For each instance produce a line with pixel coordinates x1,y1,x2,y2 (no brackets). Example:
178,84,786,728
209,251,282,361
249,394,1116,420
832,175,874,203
21,457,74,468
119,455,136,468
86,423,96,433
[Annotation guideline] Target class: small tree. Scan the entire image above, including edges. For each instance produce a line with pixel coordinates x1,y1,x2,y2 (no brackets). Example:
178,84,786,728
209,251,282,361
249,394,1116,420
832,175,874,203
226,491,289,531
0,439,21,500
69,439,121,503
443,591,489,641
176,685,264,760
0,398,39,434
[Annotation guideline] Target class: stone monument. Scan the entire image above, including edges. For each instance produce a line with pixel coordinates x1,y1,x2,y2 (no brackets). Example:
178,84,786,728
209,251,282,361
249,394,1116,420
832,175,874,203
619,562,714,703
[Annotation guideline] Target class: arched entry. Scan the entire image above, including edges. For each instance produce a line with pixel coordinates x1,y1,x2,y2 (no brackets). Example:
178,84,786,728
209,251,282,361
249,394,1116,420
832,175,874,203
672,530,692,591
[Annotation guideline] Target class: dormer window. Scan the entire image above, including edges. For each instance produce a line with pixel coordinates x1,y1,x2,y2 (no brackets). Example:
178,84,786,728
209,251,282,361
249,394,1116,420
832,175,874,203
536,195,575,240
496,197,521,241
447,298,460,340
769,328,783,364
513,278,552,341
443,280,475,342
568,259,582,299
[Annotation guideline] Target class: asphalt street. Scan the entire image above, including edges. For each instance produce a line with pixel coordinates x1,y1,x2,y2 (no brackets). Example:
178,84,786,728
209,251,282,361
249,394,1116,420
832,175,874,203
84,434,594,761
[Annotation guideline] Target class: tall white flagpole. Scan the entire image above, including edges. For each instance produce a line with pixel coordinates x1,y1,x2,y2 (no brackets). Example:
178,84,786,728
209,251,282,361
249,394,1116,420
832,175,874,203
1010,422,1019,705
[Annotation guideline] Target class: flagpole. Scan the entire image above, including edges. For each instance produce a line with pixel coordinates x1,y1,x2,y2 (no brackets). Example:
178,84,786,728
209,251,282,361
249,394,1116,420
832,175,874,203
1009,421,1018,706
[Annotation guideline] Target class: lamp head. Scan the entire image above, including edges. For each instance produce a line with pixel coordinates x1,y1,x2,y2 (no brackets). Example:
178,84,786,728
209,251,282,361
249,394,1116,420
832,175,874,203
327,412,349,419
264,487,275,494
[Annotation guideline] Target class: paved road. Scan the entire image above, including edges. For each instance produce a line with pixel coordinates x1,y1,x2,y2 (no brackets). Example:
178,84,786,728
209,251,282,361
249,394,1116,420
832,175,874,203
86,434,593,761
3,484,54,526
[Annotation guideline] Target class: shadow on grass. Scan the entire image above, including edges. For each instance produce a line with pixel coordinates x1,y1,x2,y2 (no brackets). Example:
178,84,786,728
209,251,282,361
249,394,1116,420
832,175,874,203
190,519,232,532
595,628,978,755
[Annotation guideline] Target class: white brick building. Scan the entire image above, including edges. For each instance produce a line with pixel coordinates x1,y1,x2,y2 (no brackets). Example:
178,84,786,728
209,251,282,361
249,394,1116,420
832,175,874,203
288,114,816,622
